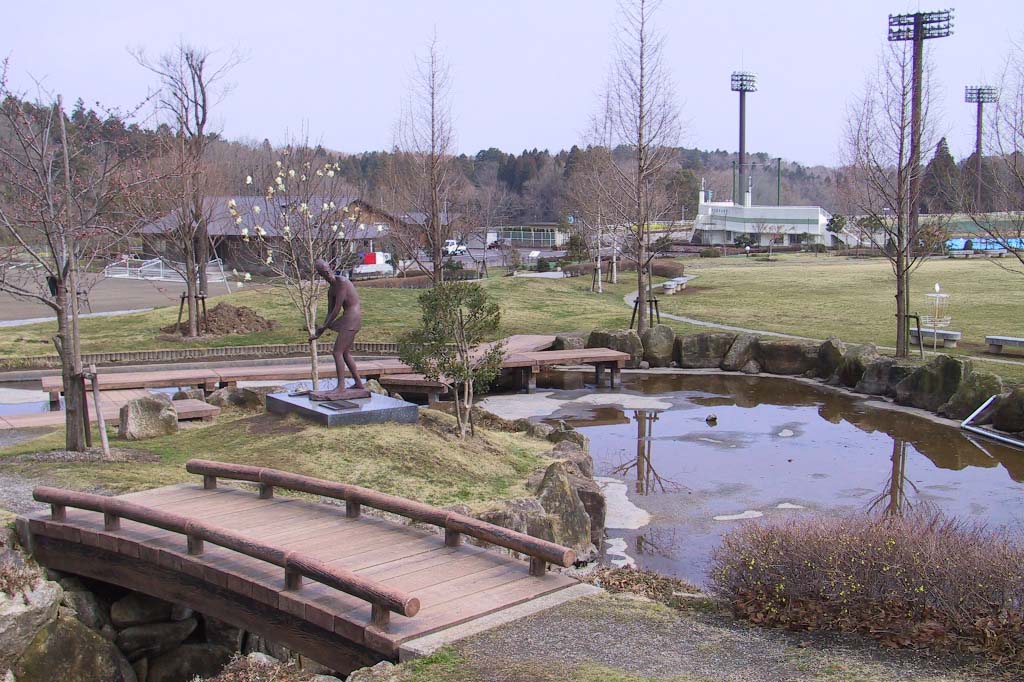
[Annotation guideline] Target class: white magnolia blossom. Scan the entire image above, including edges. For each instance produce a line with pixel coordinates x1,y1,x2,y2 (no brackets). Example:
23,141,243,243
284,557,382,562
316,169,324,177
235,216,243,224
243,272,252,281
241,227,249,237
227,198,237,209
245,175,253,185
329,201,336,209
265,254,274,265
327,170,335,177
275,176,284,185
323,203,329,211
331,224,338,232
236,282,244,289
288,169,296,178
275,160,282,168
301,175,307,181
253,206,261,214
255,225,266,236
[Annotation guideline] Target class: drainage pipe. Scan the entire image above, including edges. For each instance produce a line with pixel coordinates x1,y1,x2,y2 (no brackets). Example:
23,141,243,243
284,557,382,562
960,395,1024,450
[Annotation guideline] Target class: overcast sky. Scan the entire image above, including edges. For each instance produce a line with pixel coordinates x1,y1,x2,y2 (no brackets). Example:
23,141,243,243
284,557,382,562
2,1,1021,167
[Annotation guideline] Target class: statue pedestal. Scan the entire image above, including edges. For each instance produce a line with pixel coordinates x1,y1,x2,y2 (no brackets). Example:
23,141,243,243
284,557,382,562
266,391,418,427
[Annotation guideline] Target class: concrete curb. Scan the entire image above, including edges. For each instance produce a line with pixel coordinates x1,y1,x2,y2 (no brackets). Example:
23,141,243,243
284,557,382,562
398,583,603,661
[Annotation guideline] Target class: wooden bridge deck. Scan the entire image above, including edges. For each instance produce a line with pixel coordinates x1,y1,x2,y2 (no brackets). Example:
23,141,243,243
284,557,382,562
18,464,579,671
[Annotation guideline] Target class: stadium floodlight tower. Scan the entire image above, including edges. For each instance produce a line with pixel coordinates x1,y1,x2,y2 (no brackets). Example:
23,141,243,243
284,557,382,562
731,71,757,206
887,9,953,349
964,85,998,209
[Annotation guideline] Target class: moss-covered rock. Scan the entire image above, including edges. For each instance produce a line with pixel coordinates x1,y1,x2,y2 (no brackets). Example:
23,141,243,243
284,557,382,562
640,324,675,368
757,340,820,375
833,344,880,387
992,387,1024,433
675,333,737,369
586,329,644,368
894,355,971,413
854,358,915,397
720,333,759,372
939,371,1005,420
11,615,136,682
816,337,846,379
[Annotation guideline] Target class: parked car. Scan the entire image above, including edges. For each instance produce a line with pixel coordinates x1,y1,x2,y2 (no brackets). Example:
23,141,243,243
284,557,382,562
487,238,506,250
443,239,468,255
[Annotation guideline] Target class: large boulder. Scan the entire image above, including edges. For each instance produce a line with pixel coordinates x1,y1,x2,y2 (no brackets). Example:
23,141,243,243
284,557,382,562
528,466,604,548
552,440,594,479
110,593,174,629
0,566,62,671
202,616,244,650
347,661,396,682
992,387,1024,433
147,643,233,682
59,579,113,636
115,617,197,661
758,340,820,375
534,462,594,559
939,371,1005,421
206,386,284,410
894,355,972,413
477,499,556,549
587,329,643,368
10,615,136,682
171,388,205,401
118,396,177,441
833,344,880,388
551,334,585,351
854,358,916,397
640,324,675,368
721,333,759,372
547,428,589,452
364,379,387,396
816,337,846,379
675,333,737,369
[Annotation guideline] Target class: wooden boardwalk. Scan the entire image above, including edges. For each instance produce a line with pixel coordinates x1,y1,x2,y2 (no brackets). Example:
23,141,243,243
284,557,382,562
0,390,218,430
17,461,578,673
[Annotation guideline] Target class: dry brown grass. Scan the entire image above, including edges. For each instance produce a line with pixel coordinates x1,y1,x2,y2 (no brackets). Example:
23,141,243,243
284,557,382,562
710,512,1024,665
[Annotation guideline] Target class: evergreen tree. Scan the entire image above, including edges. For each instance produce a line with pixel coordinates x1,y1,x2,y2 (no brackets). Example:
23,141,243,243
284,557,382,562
920,138,960,213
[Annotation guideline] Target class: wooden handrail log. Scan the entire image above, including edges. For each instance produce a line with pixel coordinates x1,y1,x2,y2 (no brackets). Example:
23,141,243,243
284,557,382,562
185,460,577,567
32,486,419,618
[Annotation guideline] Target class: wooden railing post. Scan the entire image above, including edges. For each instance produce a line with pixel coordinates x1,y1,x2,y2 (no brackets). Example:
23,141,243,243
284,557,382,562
103,513,120,531
285,567,303,591
203,475,217,490
371,603,390,630
259,483,274,499
51,503,66,521
187,536,204,555
346,501,361,519
529,557,547,576
444,528,461,547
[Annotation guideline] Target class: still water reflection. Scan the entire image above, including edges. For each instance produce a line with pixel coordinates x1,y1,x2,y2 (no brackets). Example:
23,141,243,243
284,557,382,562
541,374,1024,586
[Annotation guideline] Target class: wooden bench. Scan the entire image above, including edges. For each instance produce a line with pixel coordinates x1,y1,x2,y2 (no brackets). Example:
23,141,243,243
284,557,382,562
909,328,962,348
503,348,630,392
986,335,1024,355
40,369,220,405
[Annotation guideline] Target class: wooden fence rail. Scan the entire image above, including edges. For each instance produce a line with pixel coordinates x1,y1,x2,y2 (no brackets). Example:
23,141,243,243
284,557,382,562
32,486,420,629
184,459,577,574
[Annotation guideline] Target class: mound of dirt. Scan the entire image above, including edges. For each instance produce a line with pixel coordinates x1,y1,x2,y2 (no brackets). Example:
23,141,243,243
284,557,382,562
161,302,277,336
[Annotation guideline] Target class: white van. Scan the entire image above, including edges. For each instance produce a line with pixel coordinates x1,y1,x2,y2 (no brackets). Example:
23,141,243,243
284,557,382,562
443,239,467,255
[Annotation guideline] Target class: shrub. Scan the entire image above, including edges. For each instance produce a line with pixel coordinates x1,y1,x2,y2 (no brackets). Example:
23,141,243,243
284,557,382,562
650,259,685,278
710,513,1024,662
806,243,829,253
562,262,595,277
0,563,38,598
699,248,722,258
536,257,551,273
443,259,464,270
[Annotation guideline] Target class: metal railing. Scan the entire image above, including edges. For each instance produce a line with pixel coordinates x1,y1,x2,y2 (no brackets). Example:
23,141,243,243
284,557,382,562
103,258,227,283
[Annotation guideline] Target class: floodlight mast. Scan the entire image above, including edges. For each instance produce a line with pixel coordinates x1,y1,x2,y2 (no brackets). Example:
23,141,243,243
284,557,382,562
886,9,953,348
730,71,757,206
964,85,998,209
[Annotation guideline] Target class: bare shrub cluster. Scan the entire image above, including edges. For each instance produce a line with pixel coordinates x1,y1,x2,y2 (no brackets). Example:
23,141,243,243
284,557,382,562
202,656,311,682
0,562,38,598
710,513,1024,661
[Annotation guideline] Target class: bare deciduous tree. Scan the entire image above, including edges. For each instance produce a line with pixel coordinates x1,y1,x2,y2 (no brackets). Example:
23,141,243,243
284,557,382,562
232,145,361,388
841,42,943,357
591,0,680,332
386,36,462,284
134,43,239,337
0,65,163,450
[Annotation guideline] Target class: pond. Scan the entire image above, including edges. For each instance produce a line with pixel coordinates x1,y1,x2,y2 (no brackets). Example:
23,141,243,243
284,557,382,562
485,373,1024,587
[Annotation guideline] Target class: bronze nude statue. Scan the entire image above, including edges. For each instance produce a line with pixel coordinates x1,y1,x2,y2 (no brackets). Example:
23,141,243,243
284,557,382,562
308,258,370,401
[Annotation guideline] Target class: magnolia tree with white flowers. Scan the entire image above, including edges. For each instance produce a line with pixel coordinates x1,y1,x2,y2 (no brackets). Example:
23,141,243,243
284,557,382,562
231,146,360,388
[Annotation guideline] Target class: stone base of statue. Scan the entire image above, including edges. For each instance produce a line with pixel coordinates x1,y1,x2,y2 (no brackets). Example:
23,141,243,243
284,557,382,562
308,388,371,402
266,391,418,427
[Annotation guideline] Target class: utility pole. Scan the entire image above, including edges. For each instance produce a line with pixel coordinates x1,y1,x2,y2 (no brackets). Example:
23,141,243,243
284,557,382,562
731,72,756,206
964,85,997,210
887,9,953,354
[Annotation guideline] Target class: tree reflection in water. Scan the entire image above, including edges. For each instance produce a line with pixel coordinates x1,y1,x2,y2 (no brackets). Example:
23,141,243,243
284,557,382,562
609,410,683,495
868,437,934,517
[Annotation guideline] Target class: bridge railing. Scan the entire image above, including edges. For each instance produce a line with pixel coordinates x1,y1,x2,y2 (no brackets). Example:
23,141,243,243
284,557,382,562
32,486,419,630
184,459,577,574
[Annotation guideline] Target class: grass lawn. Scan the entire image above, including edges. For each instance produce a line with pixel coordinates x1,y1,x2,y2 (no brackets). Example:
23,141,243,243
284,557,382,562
0,275,702,362
0,408,554,518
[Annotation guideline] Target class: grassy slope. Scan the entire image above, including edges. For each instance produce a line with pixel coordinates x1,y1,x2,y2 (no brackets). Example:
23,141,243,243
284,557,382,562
0,409,553,516
0,276,701,359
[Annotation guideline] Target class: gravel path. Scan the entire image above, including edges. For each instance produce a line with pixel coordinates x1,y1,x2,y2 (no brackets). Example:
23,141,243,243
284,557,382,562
446,593,999,682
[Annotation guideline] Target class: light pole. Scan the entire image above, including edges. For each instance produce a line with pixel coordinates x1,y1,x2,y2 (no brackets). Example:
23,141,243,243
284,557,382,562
964,85,998,210
887,9,953,355
731,72,757,206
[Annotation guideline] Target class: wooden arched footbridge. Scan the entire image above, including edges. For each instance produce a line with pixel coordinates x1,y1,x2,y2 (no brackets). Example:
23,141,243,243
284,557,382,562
16,460,580,673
